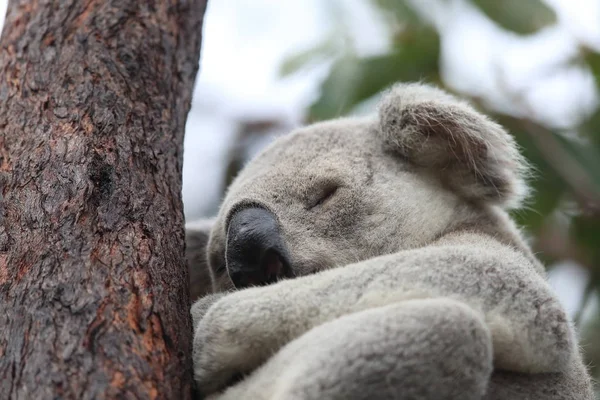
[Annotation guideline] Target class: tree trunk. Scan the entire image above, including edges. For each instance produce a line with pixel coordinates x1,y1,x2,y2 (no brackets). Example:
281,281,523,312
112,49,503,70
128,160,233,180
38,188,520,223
0,1,207,398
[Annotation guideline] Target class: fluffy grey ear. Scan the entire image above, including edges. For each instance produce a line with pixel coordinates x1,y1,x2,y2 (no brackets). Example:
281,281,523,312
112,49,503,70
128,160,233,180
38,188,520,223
378,83,529,209
186,218,217,301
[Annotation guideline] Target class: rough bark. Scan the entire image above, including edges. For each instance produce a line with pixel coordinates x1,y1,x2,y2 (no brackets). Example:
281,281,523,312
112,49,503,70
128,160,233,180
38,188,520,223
0,1,207,398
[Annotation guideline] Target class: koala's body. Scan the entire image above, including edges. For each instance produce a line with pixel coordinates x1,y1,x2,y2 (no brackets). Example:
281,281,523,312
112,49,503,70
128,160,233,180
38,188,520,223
187,83,594,400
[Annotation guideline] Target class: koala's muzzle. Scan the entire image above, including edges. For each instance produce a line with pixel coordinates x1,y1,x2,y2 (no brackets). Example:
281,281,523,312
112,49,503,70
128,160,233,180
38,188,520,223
226,207,292,288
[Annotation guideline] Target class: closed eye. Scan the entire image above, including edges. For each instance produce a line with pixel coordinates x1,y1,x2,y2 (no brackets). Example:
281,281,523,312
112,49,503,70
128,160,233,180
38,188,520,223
309,185,339,209
215,264,227,275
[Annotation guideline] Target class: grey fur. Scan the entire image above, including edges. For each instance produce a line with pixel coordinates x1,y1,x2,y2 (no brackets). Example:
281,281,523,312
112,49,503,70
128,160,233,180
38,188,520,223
186,218,216,301
188,83,593,399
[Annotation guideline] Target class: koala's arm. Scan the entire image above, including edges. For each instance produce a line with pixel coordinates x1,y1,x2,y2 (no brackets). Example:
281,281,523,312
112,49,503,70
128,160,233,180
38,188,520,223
191,292,228,329
193,233,574,393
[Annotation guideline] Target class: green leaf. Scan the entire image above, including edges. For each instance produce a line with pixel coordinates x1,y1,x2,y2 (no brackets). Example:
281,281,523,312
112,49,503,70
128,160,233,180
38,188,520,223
308,27,440,121
580,51,600,146
306,54,362,121
571,215,600,264
584,50,600,82
498,113,600,207
550,131,600,195
279,38,339,77
471,0,557,35
371,0,424,26
513,178,563,234
580,107,600,148
503,122,566,232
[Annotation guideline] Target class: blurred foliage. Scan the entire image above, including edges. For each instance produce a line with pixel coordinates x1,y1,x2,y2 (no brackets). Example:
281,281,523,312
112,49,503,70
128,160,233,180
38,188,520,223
472,0,556,34
279,0,600,394
307,27,440,121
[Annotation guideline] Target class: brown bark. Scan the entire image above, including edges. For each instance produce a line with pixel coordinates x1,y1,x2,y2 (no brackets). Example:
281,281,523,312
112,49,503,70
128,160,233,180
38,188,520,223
0,1,207,398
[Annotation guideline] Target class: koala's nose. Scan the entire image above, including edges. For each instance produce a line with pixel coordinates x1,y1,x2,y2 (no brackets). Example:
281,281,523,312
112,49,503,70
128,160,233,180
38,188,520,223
225,207,291,289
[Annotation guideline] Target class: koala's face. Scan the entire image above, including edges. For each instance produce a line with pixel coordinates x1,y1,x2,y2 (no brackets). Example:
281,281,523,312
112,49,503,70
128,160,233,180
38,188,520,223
206,84,526,291
207,119,460,291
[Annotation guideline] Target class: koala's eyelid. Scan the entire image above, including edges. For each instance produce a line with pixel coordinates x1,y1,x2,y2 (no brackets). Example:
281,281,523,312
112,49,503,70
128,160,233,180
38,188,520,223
308,183,340,209
214,264,226,274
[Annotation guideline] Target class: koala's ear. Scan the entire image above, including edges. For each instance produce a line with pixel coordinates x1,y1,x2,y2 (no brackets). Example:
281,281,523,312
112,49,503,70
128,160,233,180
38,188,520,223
378,83,529,209
186,218,217,301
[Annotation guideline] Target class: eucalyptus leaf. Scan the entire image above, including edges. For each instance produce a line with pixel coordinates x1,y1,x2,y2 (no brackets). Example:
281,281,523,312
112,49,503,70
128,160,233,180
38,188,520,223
279,38,339,77
581,51,600,146
309,27,440,121
581,108,600,148
471,0,557,34
571,215,600,264
585,50,600,82
502,121,566,232
550,131,600,196
371,0,424,26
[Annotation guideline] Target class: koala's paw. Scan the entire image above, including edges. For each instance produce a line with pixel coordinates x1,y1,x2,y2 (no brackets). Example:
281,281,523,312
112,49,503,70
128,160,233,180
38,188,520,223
193,321,246,395
191,292,228,329
192,290,280,395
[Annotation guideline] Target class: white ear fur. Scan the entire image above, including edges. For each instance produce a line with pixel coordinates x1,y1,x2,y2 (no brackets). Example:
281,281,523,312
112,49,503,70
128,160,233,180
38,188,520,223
378,83,529,209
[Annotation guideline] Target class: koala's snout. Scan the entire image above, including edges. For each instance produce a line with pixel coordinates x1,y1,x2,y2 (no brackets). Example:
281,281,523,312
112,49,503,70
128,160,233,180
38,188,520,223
226,207,292,288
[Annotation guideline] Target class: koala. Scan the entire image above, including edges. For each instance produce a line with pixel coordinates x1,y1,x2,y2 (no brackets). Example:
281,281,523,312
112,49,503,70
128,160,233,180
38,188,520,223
186,83,594,400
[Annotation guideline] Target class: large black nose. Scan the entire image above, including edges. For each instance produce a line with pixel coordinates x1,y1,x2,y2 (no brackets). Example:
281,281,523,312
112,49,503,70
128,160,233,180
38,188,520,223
226,207,291,288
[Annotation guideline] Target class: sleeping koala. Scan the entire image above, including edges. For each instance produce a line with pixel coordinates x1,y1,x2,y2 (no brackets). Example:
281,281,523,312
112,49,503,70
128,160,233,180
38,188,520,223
187,83,594,400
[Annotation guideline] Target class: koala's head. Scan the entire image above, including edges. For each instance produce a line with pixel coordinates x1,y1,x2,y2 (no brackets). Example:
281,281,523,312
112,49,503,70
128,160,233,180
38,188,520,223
194,83,528,292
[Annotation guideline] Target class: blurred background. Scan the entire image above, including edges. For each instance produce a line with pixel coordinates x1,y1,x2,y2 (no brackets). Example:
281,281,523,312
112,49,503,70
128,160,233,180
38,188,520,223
1,0,599,395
